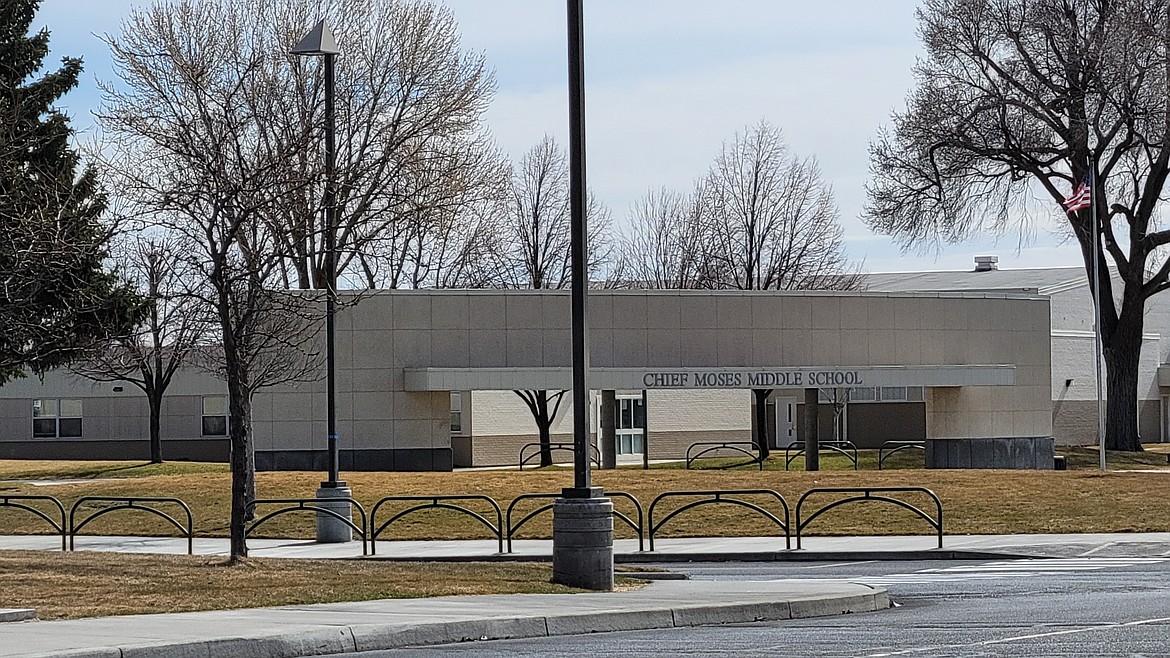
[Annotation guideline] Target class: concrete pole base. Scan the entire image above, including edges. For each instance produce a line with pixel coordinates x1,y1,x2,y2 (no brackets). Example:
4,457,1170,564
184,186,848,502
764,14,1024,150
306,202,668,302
552,496,614,591
315,484,353,543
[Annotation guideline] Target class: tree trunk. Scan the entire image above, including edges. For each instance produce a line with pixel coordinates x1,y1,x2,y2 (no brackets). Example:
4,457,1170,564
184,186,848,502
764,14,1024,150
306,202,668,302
147,393,163,464
536,391,553,467
803,388,819,471
225,356,253,561
1104,308,1144,452
752,388,772,459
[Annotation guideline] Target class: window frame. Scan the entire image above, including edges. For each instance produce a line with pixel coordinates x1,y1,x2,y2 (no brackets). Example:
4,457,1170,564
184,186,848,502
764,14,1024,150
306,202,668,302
614,396,645,455
32,398,83,439
201,395,229,437
450,391,464,435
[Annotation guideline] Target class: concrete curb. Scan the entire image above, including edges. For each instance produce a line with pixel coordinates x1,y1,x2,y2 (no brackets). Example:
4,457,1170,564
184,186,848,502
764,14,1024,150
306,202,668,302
0,609,35,623
20,587,890,658
358,549,1042,564
617,549,1042,563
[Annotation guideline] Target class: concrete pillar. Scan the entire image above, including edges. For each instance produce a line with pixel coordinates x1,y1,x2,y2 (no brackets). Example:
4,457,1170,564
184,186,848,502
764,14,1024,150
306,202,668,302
552,494,613,591
315,485,353,543
600,390,616,469
803,388,820,471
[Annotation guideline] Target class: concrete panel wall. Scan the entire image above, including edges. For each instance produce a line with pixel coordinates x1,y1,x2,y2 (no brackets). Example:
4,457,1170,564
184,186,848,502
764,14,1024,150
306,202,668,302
0,368,224,446
922,294,1052,440
0,289,1053,470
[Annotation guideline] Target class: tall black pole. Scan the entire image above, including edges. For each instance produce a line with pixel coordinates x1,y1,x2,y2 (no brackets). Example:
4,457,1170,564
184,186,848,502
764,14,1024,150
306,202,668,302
567,0,591,493
294,20,349,544
324,52,340,488
552,0,611,592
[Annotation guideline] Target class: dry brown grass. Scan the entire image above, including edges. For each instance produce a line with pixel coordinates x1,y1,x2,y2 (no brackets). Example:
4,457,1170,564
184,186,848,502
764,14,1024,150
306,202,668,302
0,551,578,620
1,456,1167,540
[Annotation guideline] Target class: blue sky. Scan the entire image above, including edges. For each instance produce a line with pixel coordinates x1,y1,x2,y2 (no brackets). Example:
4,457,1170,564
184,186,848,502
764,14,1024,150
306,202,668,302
37,0,1085,274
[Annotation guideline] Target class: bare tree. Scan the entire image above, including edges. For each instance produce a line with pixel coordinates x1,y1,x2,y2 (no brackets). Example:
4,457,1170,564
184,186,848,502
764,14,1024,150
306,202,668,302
251,0,497,291
615,121,861,462
865,0,1170,451
701,121,861,291
482,136,612,466
613,187,711,289
617,122,861,292
353,133,512,289
73,237,210,463
99,0,325,560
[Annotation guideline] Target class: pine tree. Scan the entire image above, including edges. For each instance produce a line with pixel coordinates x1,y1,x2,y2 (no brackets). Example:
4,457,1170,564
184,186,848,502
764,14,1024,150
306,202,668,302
0,0,145,384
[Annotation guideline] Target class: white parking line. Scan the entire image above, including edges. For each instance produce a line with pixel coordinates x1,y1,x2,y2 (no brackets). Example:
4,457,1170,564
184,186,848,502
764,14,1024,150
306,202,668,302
867,616,1170,656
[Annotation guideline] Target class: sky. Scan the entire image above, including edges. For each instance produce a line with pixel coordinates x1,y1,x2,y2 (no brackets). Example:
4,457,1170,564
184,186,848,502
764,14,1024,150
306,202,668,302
35,0,1087,274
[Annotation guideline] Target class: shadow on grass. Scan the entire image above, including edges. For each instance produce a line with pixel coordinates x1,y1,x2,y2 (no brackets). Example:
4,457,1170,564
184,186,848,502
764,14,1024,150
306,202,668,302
0,460,230,481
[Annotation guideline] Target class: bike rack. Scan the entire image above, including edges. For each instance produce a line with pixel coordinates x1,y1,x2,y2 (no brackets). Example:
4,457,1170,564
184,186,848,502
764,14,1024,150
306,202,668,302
0,495,67,550
878,441,926,470
518,442,601,470
247,498,368,556
69,496,194,554
647,489,790,551
370,495,503,555
795,486,943,549
784,441,859,470
685,441,763,470
505,491,644,553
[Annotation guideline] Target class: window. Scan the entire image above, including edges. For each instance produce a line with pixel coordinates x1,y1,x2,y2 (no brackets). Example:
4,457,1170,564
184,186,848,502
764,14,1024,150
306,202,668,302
879,387,908,402
32,399,82,438
450,392,463,434
849,387,877,402
615,397,645,455
202,396,228,436
810,387,922,404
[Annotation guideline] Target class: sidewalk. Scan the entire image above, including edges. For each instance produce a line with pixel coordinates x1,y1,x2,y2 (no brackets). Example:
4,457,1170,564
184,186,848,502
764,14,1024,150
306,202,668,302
3,531,1170,560
3,579,889,658
2,532,1168,658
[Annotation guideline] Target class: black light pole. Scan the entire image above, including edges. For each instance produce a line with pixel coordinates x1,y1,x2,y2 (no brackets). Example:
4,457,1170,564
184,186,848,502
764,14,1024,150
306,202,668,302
293,20,351,543
551,0,613,592
567,0,592,496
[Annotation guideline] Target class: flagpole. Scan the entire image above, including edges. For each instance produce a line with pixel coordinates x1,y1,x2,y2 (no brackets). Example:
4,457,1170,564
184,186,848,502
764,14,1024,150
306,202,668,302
1090,154,1106,472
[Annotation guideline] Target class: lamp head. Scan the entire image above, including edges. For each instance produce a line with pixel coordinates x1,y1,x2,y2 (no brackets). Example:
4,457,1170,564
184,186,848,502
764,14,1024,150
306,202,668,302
291,19,340,56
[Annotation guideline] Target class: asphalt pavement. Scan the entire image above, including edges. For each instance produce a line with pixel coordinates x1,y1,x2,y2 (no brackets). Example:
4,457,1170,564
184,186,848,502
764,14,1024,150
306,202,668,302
1,531,1169,658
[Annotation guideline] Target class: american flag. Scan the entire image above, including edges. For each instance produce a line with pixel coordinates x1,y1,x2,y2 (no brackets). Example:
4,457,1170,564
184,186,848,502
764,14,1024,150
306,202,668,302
1063,174,1091,213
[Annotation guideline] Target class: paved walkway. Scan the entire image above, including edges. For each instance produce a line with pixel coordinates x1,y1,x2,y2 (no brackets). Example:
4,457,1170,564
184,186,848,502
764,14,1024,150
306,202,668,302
5,580,889,658
3,532,1169,657
4,531,1170,560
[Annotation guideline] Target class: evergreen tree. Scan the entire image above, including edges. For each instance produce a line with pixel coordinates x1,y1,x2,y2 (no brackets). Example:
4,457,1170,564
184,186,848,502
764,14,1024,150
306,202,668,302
0,0,145,384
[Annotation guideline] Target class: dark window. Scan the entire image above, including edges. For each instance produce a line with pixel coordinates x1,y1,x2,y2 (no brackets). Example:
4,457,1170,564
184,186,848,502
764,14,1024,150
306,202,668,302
32,418,56,438
202,416,227,437
201,396,228,437
31,399,82,438
58,418,83,438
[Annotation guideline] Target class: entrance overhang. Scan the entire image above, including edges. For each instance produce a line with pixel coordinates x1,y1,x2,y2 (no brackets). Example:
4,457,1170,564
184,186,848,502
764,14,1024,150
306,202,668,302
404,365,1016,391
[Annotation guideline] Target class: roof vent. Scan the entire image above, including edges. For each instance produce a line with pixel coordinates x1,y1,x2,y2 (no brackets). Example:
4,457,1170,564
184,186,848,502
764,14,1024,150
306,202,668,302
974,255,999,272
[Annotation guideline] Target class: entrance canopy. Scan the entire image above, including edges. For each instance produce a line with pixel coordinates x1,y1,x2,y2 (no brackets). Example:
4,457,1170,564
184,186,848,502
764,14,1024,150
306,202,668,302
404,365,1015,391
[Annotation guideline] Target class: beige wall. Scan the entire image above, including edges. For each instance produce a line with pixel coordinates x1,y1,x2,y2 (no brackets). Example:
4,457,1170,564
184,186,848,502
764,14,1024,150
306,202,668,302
0,289,1053,468
921,295,1052,439
0,369,225,443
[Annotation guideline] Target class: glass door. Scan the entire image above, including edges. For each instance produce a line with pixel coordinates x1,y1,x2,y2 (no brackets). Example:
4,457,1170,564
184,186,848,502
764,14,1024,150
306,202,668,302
615,397,645,454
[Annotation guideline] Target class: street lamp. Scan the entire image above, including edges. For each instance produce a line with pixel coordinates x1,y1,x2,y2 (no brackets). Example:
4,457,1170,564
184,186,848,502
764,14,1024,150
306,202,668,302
292,20,351,543
550,0,614,591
